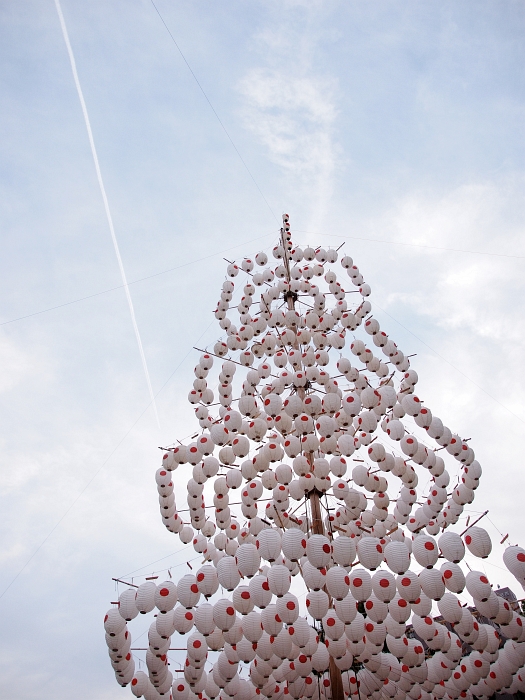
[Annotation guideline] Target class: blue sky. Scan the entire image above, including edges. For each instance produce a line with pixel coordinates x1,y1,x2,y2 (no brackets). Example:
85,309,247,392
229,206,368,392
0,1,524,698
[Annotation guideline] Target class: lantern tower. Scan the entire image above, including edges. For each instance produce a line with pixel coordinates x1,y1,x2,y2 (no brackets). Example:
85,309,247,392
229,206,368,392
104,215,525,700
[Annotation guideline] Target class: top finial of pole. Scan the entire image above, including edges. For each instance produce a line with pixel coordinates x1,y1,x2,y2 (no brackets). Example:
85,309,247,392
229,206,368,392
281,213,292,247
280,213,293,281
282,213,290,238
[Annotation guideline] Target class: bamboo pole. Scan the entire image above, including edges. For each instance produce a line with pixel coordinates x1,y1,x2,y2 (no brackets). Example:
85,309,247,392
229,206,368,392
460,510,489,537
112,577,138,588
280,220,344,700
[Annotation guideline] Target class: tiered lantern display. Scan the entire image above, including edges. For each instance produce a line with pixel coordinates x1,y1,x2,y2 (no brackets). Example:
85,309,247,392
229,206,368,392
105,216,525,700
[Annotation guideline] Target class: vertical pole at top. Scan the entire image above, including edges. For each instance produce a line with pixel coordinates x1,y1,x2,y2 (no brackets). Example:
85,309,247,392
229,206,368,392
279,215,344,700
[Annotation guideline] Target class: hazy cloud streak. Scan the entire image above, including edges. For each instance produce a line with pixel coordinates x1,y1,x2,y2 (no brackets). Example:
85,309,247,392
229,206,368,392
238,8,339,231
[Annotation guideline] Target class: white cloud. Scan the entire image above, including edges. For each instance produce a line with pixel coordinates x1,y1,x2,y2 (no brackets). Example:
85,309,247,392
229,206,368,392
237,8,339,232
353,178,525,545
0,334,49,394
379,177,525,341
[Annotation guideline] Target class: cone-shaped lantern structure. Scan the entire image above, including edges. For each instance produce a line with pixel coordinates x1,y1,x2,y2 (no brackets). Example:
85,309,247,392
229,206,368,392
105,216,525,700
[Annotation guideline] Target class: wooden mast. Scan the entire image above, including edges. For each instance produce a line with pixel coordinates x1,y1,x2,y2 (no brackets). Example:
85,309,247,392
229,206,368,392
280,215,344,700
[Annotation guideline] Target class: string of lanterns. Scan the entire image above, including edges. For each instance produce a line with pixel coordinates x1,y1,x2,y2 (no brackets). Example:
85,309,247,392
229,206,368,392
105,214,525,700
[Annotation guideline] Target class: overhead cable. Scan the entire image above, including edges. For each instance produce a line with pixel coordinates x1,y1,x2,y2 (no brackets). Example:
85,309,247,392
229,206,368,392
149,0,279,224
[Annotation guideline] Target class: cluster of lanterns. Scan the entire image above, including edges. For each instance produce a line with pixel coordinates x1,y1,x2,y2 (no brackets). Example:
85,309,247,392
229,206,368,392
106,215,525,700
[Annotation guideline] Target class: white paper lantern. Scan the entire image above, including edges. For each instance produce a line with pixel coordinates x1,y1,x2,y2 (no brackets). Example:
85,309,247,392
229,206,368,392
275,593,299,624
412,534,439,569
306,535,332,568
322,611,345,641
464,527,492,558
256,528,282,563
396,571,421,603
387,595,411,624
267,564,291,597
118,589,139,621
195,566,219,597
260,603,283,636
131,671,150,697
349,568,372,601
332,536,356,567
363,594,388,624
384,541,411,575
438,531,465,563
177,574,201,608
334,594,358,625
194,602,216,636
503,546,525,581
236,544,261,577
419,568,445,600
173,605,195,634
248,575,272,609
213,599,237,631
154,581,178,612
465,571,492,602
326,566,350,600
371,570,397,602
438,592,464,624
135,581,157,614
440,561,465,593
306,589,330,620
104,608,126,637
357,537,384,571
217,557,241,591
241,610,263,643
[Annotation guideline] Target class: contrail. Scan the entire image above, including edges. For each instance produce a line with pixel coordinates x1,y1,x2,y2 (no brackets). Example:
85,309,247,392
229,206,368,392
54,0,160,427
